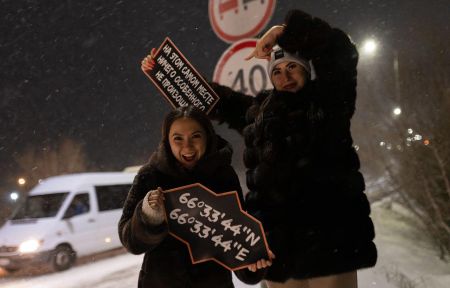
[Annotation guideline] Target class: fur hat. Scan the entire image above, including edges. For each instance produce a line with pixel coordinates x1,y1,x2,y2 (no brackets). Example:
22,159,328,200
267,45,311,78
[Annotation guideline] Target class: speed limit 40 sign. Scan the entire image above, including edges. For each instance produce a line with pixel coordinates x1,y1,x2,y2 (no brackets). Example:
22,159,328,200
213,38,273,97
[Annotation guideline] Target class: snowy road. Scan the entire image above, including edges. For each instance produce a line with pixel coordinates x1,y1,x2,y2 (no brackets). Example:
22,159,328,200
0,250,391,288
0,253,262,288
1,204,448,288
0,251,392,288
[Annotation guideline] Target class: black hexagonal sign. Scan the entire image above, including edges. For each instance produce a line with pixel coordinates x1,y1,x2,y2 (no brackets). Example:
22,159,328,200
163,183,270,271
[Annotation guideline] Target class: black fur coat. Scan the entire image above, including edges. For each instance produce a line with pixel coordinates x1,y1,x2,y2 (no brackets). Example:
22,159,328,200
118,136,246,287
210,9,377,281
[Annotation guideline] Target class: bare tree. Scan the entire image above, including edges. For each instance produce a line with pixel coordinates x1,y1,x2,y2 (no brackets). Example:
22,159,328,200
354,35,450,259
14,138,90,190
388,55,450,259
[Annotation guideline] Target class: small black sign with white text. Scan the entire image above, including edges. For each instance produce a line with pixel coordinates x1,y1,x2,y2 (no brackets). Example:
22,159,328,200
144,38,219,114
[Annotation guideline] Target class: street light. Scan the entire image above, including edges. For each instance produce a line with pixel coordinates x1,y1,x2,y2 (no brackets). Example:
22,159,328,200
361,38,378,56
18,177,26,186
393,107,402,116
10,191,19,201
360,37,401,101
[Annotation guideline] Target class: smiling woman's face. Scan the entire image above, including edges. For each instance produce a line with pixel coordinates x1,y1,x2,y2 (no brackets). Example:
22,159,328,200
168,117,207,169
271,61,308,93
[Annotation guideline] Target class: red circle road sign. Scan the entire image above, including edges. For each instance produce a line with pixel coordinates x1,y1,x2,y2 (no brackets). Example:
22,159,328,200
213,38,273,97
209,0,276,43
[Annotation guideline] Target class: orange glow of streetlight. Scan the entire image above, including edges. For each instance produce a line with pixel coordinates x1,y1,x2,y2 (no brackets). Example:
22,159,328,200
18,177,26,185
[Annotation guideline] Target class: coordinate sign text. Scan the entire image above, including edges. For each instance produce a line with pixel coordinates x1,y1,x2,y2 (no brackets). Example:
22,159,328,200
163,183,269,271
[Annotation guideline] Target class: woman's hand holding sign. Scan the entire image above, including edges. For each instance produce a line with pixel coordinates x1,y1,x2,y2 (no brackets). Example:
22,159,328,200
141,48,156,72
247,249,275,272
147,187,165,210
142,187,166,225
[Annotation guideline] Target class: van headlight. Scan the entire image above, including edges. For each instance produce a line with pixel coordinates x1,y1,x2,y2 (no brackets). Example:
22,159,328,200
18,239,41,253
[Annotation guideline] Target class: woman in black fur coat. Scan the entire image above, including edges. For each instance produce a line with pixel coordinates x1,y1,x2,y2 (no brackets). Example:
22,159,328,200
118,106,271,287
209,9,377,288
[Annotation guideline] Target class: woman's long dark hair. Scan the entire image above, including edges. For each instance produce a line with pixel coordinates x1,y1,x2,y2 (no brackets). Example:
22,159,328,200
160,105,217,164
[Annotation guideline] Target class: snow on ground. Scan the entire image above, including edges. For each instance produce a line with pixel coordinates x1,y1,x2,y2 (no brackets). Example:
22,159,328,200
0,253,257,288
363,201,450,288
0,203,448,288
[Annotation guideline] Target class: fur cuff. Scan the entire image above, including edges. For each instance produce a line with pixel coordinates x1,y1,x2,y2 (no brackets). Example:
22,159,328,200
142,191,166,225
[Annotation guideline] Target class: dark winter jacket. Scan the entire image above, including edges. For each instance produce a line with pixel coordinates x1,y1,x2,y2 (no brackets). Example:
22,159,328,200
210,9,377,281
118,136,246,288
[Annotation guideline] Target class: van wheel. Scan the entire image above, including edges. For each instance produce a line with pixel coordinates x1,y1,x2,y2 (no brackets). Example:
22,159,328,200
51,245,75,271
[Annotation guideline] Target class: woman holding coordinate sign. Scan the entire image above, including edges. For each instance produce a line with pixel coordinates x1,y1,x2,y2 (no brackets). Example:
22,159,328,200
209,8,377,288
118,105,272,287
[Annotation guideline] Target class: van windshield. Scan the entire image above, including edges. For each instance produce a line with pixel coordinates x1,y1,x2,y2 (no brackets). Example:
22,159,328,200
12,193,69,220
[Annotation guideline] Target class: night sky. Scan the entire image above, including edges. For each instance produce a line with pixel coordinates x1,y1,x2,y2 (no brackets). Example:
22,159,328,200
1,0,448,191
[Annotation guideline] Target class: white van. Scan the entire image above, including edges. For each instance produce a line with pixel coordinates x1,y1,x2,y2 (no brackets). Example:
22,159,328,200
0,172,135,272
